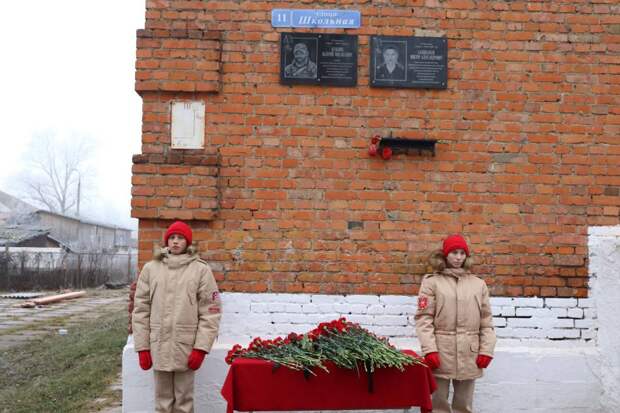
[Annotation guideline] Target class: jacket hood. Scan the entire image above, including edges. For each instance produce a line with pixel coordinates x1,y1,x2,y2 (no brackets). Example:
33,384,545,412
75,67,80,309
428,249,447,272
154,244,198,259
442,267,469,278
428,249,473,272
153,245,199,268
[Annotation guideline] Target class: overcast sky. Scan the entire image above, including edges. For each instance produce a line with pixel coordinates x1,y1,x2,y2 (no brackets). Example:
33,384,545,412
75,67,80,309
0,1,145,229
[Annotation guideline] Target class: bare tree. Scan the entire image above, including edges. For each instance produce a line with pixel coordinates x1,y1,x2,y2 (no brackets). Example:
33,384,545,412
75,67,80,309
16,131,93,216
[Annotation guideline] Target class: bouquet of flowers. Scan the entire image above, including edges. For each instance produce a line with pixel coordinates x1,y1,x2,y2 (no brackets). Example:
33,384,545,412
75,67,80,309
225,317,425,375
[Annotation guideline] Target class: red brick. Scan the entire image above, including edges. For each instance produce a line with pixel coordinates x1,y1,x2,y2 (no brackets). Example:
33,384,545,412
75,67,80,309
130,2,617,298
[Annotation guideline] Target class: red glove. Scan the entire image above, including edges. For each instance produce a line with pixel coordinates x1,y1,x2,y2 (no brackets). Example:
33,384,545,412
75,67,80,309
187,349,207,370
476,354,493,368
424,352,441,370
138,350,152,370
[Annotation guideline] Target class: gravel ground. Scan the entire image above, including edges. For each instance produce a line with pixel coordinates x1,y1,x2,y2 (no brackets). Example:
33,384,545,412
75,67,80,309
0,287,129,412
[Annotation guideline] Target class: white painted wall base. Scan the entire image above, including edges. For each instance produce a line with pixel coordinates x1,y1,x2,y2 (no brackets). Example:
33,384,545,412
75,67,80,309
122,337,603,413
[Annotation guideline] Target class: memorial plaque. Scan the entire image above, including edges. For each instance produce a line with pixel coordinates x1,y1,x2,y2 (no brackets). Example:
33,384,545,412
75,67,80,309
370,36,447,89
280,32,357,87
170,101,205,149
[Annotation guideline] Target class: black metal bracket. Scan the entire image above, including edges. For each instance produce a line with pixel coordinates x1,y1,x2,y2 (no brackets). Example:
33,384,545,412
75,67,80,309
368,134,437,159
379,137,437,156
365,360,374,393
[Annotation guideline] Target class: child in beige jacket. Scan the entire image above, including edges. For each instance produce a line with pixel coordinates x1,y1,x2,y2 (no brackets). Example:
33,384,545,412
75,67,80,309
132,221,222,413
415,234,496,413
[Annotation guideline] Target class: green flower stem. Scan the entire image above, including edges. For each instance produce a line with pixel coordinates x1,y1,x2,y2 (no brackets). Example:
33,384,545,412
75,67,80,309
230,322,425,374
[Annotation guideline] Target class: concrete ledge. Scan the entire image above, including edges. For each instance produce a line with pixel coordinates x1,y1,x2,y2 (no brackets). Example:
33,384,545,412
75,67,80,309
588,226,620,237
122,337,603,413
476,341,602,412
122,335,230,413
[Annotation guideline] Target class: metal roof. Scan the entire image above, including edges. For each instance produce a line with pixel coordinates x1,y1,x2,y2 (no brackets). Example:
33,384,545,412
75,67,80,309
0,225,52,247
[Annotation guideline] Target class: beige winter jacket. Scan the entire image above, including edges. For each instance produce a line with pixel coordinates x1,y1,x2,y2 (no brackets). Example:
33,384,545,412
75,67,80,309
415,267,496,380
132,247,222,372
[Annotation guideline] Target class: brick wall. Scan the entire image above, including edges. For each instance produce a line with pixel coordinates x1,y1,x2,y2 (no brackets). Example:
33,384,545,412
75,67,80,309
132,1,620,298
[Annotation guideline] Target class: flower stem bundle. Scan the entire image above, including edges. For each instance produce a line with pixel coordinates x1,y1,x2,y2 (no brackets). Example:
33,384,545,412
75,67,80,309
225,318,425,374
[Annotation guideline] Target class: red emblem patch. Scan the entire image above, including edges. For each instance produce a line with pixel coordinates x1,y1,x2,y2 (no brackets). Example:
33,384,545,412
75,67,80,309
418,296,428,310
208,306,221,314
212,291,220,302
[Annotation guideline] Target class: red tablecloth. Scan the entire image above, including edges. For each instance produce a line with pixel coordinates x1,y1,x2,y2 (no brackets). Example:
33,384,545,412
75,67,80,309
221,350,436,413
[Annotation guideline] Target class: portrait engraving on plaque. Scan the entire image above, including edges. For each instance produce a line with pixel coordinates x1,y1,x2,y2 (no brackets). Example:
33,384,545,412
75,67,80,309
374,42,406,81
370,36,447,89
280,33,357,87
283,39,318,79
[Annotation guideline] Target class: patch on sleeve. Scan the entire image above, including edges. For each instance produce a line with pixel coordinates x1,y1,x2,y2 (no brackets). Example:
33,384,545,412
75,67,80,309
211,291,220,302
208,306,221,314
418,296,428,310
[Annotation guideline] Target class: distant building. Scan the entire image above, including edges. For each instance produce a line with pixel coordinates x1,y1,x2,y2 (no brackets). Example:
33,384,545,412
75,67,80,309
0,190,132,252
0,226,63,248
34,210,132,252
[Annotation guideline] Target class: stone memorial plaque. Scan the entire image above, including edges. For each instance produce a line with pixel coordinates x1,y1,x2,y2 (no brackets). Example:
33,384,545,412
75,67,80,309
170,101,205,149
280,32,357,86
370,36,447,89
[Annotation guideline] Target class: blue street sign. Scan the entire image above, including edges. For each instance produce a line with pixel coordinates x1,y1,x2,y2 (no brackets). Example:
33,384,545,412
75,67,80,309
271,9,361,29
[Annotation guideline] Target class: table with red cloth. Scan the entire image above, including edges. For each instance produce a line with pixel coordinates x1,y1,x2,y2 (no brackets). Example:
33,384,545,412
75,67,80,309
221,350,436,413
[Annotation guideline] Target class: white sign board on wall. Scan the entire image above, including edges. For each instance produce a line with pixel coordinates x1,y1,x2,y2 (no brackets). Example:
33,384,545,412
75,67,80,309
171,101,205,149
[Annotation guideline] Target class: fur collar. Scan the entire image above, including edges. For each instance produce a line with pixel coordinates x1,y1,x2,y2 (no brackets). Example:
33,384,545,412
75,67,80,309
428,249,473,273
153,245,199,268
153,245,198,260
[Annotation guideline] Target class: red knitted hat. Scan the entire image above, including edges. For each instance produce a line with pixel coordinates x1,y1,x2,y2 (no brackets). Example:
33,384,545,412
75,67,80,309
442,234,469,257
164,221,193,246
